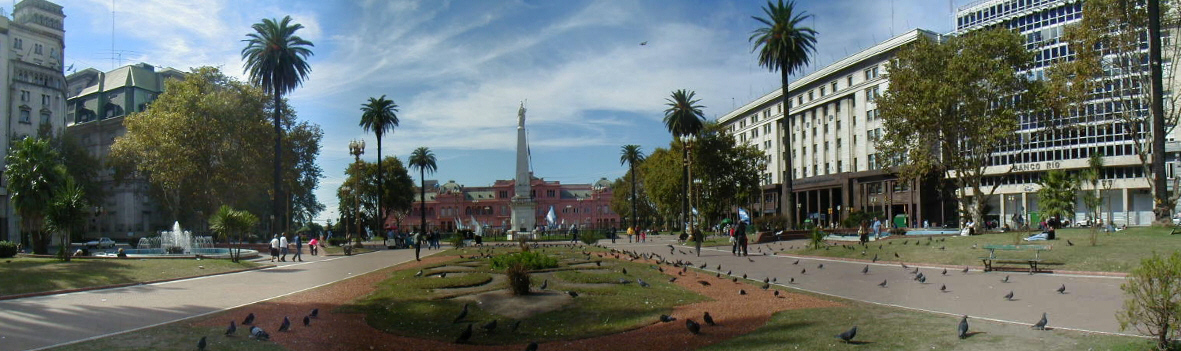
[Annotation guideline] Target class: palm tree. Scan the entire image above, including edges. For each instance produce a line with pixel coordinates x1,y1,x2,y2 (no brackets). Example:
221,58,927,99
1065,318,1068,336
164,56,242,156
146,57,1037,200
209,205,259,263
619,145,646,232
751,0,817,229
664,89,706,234
241,15,314,235
409,147,438,234
45,177,87,261
360,95,400,235
4,137,65,254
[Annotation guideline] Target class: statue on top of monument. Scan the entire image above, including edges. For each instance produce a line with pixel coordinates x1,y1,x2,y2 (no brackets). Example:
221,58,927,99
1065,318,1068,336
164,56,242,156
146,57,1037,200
518,101,527,128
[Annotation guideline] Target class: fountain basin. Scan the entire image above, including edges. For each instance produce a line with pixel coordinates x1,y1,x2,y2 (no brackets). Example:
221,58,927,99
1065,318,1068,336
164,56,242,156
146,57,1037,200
97,248,260,259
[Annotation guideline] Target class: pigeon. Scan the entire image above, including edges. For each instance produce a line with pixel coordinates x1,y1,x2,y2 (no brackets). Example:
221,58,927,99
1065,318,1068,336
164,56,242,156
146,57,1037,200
1002,275,1010,283
774,290,780,297
919,275,927,284
704,312,715,326
801,268,806,274
940,284,947,292
225,321,237,336
862,265,869,274
686,319,702,335
872,253,878,262
698,280,711,287
482,319,498,333
303,315,311,327
1057,284,1066,294
455,324,473,344
1067,239,1074,246
879,279,888,288
638,278,650,287
622,268,628,275
279,317,291,332
743,274,748,279
1033,312,1048,330
669,277,677,283
895,252,900,258
789,277,795,284
454,303,470,323
660,314,677,322
250,326,269,340
198,336,207,351
739,289,746,295
440,273,448,278
748,257,755,262
619,278,631,284
818,263,824,269
310,308,319,318
901,263,909,269
793,260,800,265
1004,291,1015,301
243,313,255,325
958,315,969,339
538,279,549,290
568,291,580,298
415,270,424,277
511,320,522,332
942,268,948,275
525,341,539,351
836,326,857,343
962,266,970,274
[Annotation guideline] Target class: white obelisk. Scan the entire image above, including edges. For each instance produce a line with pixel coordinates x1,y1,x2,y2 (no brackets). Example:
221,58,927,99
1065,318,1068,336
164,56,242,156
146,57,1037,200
510,102,537,237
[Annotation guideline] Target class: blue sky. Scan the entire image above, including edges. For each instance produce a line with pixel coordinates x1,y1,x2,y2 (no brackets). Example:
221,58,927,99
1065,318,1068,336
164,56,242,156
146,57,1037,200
60,0,974,224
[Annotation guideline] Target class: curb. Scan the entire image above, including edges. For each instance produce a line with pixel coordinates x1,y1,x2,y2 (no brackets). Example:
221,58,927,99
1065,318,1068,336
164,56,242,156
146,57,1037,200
766,251,1129,277
0,264,275,301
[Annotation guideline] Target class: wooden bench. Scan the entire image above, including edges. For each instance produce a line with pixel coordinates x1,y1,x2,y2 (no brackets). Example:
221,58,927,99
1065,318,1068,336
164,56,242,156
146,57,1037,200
980,244,1051,273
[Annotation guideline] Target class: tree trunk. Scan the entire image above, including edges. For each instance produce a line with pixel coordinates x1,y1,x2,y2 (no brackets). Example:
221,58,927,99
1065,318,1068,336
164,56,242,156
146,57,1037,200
1149,0,1171,225
377,133,384,239
779,69,796,229
420,169,427,233
630,163,637,231
682,145,688,234
272,88,284,236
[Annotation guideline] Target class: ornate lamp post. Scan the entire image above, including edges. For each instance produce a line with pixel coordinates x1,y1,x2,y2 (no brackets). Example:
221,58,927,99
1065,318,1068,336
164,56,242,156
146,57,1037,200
349,139,366,247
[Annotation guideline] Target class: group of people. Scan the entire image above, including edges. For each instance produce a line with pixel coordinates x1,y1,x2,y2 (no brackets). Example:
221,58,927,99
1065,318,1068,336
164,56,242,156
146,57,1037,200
268,233,320,262
729,222,749,256
627,227,651,243
857,217,885,244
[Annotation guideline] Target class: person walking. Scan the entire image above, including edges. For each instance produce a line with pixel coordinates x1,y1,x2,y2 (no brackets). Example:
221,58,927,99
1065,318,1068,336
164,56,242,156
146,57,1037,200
627,226,635,243
872,217,883,240
858,221,869,245
736,222,749,256
692,227,702,257
731,225,740,256
279,233,289,262
413,231,422,261
610,227,617,243
640,228,647,243
308,236,319,256
292,234,303,262
269,234,280,262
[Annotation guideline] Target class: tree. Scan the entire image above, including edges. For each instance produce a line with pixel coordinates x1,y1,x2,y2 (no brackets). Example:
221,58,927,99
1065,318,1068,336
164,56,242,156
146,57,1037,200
359,95,400,235
241,15,314,235
750,0,818,229
4,137,66,254
409,147,438,233
282,120,325,227
1080,152,1106,245
338,156,414,247
45,177,87,261
1036,170,1077,225
639,147,686,227
877,28,1034,227
609,173,657,229
619,145,646,231
1119,251,1181,350
1048,0,1181,225
208,205,258,263
663,89,706,233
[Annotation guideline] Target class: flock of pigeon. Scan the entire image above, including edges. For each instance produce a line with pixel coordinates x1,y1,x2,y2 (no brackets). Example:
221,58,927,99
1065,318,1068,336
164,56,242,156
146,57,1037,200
197,308,319,350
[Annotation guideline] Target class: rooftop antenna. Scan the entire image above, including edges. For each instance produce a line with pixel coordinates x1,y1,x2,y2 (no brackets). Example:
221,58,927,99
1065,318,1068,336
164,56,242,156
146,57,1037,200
111,0,115,70
891,0,895,36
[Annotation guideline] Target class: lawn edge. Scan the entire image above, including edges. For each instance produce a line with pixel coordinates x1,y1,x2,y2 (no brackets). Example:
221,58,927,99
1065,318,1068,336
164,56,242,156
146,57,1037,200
0,263,274,301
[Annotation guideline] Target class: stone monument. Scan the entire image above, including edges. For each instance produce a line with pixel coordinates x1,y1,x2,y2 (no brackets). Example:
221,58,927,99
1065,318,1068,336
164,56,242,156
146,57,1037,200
509,102,537,238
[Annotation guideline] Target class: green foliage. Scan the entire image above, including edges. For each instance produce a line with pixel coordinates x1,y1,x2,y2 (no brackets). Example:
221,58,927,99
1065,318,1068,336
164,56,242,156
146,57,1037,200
490,251,558,271
639,147,683,223
208,205,259,262
409,146,437,233
579,231,601,245
692,122,766,223
326,237,348,247
1037,170,1078,223
337,156,415,237
0,241,17,258
5,137,66,254
609,175,656,229
842,210,883,229
505,262,532,296
619,144,647,230
809,226,824,250
1080,153,1105,245
753,215,786,231
1119,251,1181,350
46,178,88,261
877,28,1034,226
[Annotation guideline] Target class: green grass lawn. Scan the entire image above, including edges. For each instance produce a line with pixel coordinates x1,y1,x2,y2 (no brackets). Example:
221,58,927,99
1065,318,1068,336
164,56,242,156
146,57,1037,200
0,257,260,297
52,322,285,351
342,245,710,345
785,227,1178,272
703,292,1152,351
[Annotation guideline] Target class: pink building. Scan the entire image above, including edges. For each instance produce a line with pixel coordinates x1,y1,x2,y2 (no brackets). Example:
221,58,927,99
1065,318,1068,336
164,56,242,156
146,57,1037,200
393,177,618,232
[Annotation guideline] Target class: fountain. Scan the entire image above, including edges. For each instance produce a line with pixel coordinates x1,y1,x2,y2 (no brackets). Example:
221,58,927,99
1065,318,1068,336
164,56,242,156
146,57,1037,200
109,221,258,259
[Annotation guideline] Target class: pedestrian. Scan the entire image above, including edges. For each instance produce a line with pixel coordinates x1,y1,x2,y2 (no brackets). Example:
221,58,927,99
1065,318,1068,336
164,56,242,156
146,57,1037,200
692,227,702,257
432,231,441,249
872,217,882,240
610,227,617,243
292,234,303,262
308,236,319,256
858,221,869,245
736,222,749,256
279,233,289,262
627,226,635,243
731,226,740,256
413,231,422,261
269,234,280,262
640,228,647,243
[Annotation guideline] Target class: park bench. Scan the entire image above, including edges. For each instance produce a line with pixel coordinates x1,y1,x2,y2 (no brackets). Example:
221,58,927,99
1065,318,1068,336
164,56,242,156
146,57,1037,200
980,244,1051,273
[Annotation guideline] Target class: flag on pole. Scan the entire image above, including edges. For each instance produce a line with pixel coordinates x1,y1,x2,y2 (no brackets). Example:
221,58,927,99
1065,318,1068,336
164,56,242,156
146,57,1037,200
454,217,464,230
691,207,699,216
546,206,557,226
738,208,751,224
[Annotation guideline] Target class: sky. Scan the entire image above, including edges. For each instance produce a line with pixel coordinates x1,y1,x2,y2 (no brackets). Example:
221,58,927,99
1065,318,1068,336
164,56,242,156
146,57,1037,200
59,0,977,224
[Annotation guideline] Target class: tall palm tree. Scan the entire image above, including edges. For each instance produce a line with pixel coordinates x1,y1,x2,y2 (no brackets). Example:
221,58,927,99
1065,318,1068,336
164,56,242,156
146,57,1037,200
360,95,400,235
4,137,65,254
619,145,646,232
241,15,314,235
751,0,817,229
664,89,706,234
408,147,438,235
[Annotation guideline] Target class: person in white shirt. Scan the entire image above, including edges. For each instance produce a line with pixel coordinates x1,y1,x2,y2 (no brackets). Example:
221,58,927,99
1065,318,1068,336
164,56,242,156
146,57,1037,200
279,233,289,262
269,234,280,262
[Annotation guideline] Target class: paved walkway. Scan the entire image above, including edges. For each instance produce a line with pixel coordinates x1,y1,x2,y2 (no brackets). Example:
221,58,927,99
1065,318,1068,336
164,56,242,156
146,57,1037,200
0,247,439,351
603,235,1130,336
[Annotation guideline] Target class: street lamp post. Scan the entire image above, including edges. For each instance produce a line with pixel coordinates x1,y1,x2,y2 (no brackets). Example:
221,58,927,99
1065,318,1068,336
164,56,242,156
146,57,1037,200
349,139,366,247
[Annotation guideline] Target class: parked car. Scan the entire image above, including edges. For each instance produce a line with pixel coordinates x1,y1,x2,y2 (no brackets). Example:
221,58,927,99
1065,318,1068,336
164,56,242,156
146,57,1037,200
86,237,116,249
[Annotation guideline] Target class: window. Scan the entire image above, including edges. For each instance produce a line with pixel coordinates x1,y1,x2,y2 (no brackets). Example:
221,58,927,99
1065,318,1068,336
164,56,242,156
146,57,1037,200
847,75,853,86
808,91,814,100
864,66,879,80
832,82,838,92
19,109,30,124
39,111,49,125
547,190,555,197
13,38,21,49
866,86,880,103
765,140,772,149
819,86,826,96
764,124,772,134
41,94,49,106
838,160,843,173
34,43,41,54
20,90,28,102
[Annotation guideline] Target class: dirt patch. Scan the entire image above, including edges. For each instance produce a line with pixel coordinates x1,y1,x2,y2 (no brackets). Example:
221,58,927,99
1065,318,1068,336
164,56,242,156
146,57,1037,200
453,290,573,320
191,254,843,351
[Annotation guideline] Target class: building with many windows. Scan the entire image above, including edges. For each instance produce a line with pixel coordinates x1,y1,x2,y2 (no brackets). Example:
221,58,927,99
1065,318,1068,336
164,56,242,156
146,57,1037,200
719,29,955,228
395,177,619,233
65,63,185,240
0,0,67,244
956,0,1181,227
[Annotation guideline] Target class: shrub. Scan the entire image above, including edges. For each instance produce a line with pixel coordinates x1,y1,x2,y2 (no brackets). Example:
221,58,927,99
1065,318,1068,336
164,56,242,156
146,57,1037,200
491,251,558,270
449,233,466,249
506,262,532,296
753,215,787,231
327,237,348,247
809,227,825,250
889,228,907,236
0,241,18,258
842,210,884,229
1118,251,1181,350
579,231,601,245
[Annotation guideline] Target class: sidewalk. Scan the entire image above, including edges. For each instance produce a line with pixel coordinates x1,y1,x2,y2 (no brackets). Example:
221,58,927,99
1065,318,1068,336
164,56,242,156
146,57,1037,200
601,235,1130,336
0,247,437,351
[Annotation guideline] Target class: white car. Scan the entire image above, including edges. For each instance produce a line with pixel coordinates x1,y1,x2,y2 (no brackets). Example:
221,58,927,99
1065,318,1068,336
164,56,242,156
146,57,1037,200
86,237,116,249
